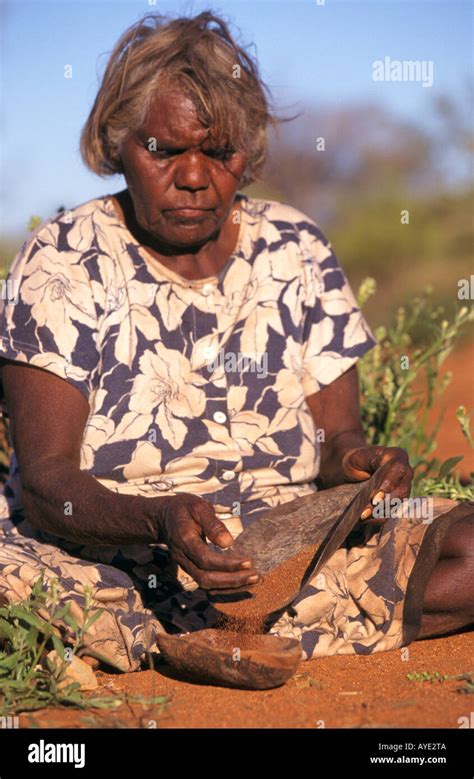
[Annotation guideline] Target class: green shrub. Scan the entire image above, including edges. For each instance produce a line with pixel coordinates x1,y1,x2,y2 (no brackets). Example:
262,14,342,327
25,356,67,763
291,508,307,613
357,278,473,499
0,570,167,715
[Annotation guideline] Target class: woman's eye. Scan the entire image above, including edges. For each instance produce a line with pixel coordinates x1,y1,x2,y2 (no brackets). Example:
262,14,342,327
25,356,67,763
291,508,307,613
142,144,175,158
141,143,235,161
206,148,235,160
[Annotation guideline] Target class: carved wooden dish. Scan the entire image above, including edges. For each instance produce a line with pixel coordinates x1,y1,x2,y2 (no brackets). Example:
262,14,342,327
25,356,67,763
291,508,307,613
156,629,302,690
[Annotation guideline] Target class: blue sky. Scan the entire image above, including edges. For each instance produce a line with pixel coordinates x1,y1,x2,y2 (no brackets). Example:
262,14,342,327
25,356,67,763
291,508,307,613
1,0,472,234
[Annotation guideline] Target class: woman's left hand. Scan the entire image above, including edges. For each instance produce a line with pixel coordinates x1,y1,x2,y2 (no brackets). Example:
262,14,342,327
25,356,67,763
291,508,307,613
341,445,415,523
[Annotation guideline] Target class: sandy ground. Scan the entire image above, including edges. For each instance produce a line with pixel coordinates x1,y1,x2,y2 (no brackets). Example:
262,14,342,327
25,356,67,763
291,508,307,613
18,629,473,729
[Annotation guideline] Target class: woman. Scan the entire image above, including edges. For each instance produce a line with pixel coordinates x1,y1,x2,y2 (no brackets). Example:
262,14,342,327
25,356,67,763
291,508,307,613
0,12,472,673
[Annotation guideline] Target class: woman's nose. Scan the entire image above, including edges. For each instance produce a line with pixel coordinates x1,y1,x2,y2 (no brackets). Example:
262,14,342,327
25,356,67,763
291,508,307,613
174,150,210,190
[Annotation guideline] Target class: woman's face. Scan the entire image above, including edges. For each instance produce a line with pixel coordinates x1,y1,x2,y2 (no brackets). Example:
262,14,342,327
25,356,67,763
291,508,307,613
118,88,248,250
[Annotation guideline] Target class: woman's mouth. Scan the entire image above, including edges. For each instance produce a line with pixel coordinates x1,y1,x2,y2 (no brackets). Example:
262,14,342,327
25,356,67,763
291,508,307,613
166,208,212,218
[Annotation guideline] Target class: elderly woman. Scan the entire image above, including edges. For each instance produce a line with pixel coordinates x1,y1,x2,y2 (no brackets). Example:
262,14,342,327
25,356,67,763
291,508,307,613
0,12,472,673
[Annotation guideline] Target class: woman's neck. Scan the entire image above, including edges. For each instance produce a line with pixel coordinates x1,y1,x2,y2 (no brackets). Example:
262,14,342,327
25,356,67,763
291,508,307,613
110,189,243,281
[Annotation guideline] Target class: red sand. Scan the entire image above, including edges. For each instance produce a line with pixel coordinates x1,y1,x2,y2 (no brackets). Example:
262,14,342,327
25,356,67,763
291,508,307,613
214,545,318,633
18,630,474,729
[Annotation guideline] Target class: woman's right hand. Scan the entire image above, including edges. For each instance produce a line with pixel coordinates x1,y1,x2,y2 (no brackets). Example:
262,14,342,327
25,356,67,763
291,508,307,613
155,493,260,590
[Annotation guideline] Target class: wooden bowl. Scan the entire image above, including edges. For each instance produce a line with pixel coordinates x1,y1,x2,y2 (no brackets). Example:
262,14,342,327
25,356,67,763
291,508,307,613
156,628,302,690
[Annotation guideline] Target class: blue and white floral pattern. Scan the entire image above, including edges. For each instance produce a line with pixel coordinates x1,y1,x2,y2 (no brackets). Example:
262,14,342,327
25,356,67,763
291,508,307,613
1,193,457,668
0,192,377,533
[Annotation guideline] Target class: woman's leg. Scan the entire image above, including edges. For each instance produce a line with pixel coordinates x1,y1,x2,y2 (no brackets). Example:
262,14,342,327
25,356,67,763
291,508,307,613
0,522,166,672
417,513,474,639
266,496,473,658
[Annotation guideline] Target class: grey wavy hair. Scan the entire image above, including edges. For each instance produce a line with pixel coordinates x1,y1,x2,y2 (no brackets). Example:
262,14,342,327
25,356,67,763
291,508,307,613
80,11,279,187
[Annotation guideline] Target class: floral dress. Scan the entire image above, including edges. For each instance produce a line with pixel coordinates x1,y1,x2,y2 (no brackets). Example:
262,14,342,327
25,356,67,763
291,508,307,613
0,192,465,672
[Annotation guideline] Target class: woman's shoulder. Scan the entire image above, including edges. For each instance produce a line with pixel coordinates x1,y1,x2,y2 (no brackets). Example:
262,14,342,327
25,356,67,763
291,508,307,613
20,195,112,250
241,194,330,247
11,196,116,270
4,196,116,299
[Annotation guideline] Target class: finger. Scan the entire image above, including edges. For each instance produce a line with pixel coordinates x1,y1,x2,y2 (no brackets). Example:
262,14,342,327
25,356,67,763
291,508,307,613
378,458,413,497
384,483,412,501
358,450,414,518
174,552,260,591
359,488,385,520
178,524,257,573
360,483,414,522
188,500,235,549
360,489,392,523
342,447,373,481
343,446,384,481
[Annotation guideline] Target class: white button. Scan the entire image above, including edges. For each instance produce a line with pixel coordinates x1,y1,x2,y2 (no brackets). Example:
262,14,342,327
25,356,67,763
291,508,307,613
213,411,227,424
222,470,235,481
202,283,214,296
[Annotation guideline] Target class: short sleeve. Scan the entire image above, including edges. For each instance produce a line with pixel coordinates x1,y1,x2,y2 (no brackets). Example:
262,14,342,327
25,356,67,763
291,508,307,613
299,221,377,396
0,220,101,403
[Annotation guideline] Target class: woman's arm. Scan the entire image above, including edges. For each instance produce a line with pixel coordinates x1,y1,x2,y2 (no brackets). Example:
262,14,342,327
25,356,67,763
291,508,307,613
1,359,161,545
0,360,258,587
305,364,367,489
306,364,414,521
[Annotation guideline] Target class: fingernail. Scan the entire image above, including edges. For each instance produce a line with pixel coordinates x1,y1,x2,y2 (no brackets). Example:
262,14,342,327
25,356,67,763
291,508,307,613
372,490,385,505
247,575,259,583
240,561,251,569
360,508,372,520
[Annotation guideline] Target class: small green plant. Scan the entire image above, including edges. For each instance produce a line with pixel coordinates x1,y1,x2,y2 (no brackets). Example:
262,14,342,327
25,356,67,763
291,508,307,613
357,278,474,499
0,570,168,716
27,215,42,232
457,672,474,695
406,670,474,694
406,670,450,682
